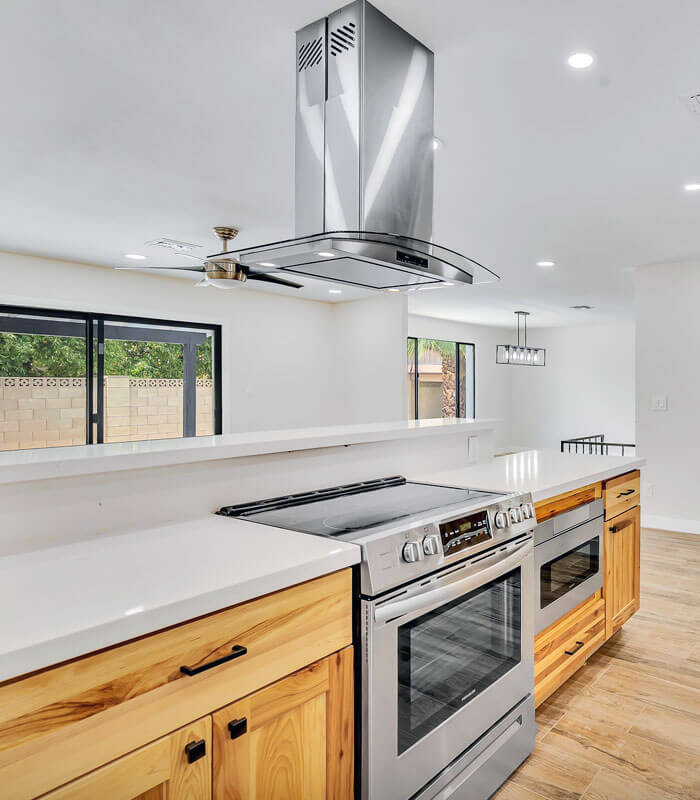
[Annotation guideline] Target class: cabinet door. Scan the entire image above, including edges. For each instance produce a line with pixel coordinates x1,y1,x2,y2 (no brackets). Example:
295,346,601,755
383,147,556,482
43,718,211,800
213,647,353,800
604,505,641,638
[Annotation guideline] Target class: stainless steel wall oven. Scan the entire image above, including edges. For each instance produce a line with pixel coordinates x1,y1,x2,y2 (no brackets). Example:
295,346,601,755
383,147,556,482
534,499,604,634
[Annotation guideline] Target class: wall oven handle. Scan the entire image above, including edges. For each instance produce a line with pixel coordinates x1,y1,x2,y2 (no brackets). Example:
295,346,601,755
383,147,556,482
374,541,532,625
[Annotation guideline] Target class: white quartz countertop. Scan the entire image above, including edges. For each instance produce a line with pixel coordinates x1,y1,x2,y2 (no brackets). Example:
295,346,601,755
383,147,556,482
0,515,360,682
0,418,497,485
414,449,645,503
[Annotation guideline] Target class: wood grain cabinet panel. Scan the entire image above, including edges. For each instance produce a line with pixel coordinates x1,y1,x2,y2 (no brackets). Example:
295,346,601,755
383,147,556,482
534,482,602,523
604,505,641,638
41,717,211,800
534,591,606,707
212,647,353,800
0,570,351,757
603,470,640,520
0,570,352,800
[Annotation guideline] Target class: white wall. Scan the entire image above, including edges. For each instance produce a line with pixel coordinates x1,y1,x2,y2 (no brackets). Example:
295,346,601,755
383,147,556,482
509,323,636,451
636,261,700,533
332,293,408,424
408,315,512,451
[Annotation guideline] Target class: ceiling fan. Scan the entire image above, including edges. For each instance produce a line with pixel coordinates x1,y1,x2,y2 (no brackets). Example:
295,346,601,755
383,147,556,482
116,226,303,290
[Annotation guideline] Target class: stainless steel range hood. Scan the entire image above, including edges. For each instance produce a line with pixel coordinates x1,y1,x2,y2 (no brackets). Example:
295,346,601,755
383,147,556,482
221,0,499,290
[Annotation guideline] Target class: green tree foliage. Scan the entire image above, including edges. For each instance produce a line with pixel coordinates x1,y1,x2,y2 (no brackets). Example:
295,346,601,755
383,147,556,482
0,334,213,379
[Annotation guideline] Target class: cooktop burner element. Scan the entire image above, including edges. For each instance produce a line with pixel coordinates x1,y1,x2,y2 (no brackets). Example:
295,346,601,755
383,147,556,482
218,476,497,539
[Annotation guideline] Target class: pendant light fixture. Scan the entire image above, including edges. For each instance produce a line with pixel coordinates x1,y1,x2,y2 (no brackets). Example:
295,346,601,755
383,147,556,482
496,311,546,366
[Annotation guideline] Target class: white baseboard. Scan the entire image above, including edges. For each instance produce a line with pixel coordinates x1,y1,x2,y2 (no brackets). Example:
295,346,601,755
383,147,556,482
642,514,700,535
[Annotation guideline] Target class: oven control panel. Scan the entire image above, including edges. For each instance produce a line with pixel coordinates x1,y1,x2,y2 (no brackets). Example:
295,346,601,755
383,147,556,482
439,509,492,556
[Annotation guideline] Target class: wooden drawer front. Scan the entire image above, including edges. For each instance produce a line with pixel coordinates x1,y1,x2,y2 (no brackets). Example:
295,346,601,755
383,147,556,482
0,569,351,760
603,470,640,520
535,482,602,523
534,591,605,707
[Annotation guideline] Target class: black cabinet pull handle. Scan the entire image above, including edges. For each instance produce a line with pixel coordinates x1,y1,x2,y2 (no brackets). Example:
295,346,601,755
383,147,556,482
180,645,247,676
185,739,206,763
228,717,248,740
610,525,618,533
565,640,585,656
617,489,635,497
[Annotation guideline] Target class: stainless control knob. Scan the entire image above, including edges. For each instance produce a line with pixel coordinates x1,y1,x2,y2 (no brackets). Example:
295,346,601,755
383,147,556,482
494,511,509,529
520,504,532,520
402,541,423,563
423,534,441,556
528,502,536,520
509,507,523,524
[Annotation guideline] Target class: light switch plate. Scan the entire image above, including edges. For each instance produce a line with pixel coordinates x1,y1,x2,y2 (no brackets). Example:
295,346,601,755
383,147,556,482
651,394,668,411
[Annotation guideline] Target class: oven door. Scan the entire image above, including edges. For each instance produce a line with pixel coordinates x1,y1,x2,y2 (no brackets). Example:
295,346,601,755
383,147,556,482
362,539,534,800
534,517,603,634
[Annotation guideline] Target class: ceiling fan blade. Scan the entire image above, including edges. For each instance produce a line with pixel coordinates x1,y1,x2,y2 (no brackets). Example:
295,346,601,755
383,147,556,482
247,272,303,289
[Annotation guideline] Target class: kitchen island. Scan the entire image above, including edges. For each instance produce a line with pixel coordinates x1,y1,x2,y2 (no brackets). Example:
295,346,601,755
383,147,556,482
0,427,644,799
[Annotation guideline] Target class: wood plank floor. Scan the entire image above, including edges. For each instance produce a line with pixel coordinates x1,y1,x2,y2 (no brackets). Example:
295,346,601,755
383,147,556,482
496,528,700,800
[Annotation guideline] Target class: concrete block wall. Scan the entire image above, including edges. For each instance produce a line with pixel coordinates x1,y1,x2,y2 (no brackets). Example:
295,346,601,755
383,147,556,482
0,377,213,451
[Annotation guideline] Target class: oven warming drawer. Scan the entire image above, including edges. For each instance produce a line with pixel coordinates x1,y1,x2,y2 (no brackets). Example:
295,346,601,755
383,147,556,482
413,695,535,800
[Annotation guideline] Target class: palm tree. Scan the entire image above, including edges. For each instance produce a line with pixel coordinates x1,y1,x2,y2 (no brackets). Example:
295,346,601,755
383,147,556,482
407,338,459,418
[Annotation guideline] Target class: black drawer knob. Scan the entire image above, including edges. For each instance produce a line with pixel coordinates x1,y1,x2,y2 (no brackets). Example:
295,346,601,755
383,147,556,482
228,717,248,740
185,739,206,763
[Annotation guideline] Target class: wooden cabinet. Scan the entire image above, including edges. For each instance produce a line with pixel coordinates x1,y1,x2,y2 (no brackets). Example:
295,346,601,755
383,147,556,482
212,648,353,800
534,591,606,707
603,470,640,520
42,718,212,800
534,468,642,705
604,505,641,638
0,570,353,800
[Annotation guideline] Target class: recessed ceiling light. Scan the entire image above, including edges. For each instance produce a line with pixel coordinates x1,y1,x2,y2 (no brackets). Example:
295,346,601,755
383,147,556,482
317,251,335,258
258,262,277,267
328,289,342,294
387,287,401,292
536,260,555,267
567,52,594,69
684,183,700,192
125,253,146,260
443,282,454,286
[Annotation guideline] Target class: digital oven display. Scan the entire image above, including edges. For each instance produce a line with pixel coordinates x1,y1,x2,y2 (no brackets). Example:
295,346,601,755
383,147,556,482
439,509,492,555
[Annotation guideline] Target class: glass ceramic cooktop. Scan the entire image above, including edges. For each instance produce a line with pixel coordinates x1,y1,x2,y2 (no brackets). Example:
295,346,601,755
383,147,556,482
218,477,500,539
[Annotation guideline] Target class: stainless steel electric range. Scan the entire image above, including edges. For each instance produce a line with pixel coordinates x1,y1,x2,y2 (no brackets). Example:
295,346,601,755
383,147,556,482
218,476,536,800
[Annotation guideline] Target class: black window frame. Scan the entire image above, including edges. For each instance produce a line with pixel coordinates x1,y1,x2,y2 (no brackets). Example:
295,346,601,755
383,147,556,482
407,337,475,420
0,304,223,446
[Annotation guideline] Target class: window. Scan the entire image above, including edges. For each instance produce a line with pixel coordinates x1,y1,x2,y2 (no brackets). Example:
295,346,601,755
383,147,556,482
407,338,475,420
0,306,222,451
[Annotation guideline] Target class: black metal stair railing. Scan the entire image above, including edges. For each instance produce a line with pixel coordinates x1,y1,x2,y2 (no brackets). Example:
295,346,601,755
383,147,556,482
560,434,635,456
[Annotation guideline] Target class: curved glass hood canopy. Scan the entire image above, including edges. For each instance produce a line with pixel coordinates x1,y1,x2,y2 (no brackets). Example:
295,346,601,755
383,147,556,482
220,230,499,290
218,1,499,291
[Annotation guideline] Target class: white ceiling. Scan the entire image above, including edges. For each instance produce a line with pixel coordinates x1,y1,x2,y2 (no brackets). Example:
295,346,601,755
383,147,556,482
1,0,700,325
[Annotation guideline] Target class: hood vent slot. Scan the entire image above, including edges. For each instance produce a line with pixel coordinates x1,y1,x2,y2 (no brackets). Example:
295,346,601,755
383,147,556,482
298,36,323,71
330,22,356,55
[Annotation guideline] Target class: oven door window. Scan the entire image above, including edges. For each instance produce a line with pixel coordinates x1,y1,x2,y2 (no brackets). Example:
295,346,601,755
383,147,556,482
540,537,599,609
397,567,521,755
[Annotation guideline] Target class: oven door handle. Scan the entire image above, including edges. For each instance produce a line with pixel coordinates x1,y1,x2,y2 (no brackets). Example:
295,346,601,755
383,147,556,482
374,540,532,625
